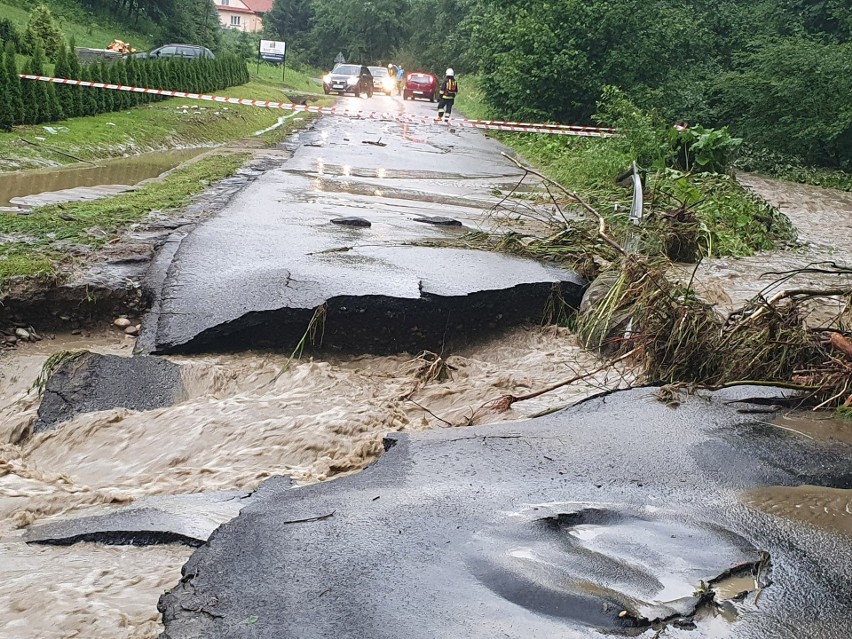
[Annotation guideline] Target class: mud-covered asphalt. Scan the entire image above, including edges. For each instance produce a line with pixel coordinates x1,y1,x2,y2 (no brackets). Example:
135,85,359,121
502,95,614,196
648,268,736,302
141,94,583,354
159,386,852,639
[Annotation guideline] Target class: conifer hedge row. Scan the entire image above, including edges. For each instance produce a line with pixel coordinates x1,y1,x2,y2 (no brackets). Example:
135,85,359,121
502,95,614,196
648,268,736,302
0,40,250,130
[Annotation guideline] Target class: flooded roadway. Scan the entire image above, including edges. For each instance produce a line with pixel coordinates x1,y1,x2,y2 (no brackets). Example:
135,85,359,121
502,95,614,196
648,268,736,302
0,92,616,638
1,93,851,638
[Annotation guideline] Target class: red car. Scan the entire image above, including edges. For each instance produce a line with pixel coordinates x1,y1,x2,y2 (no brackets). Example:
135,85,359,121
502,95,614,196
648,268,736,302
403,72,438,102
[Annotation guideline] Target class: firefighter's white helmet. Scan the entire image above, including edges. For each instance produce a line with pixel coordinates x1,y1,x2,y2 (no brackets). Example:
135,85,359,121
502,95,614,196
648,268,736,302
446,68,454,77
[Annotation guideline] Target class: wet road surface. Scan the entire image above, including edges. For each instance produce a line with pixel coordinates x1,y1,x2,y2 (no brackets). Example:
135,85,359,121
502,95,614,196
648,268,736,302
159,386,852,639
141,94,583,354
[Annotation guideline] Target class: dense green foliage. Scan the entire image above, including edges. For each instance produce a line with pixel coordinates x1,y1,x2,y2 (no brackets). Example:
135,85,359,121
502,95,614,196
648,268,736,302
1,38,248,127
22,3,63,59
259,0,850,170
1,0,220,50
3,0,849,172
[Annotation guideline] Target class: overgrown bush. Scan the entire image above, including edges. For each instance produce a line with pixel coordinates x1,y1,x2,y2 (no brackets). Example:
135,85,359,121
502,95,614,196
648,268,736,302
594,86,741,175
735,144,852,192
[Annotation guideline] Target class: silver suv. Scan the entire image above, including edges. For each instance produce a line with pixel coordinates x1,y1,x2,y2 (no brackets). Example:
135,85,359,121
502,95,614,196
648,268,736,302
135,44,215,60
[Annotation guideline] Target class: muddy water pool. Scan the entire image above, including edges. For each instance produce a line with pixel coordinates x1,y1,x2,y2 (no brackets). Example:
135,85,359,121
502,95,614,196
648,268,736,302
0,325,628,638
0,148,209,207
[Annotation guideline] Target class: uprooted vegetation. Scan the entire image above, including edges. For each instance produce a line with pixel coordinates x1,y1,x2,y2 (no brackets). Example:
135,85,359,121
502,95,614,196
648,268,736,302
459,94,851,414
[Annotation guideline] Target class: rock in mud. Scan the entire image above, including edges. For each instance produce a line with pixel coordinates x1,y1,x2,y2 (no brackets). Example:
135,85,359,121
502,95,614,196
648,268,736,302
33,352,183,434
158,386,852,639
114,317,132,328
25,491,257,547
330,216,372,227
412,215,463,226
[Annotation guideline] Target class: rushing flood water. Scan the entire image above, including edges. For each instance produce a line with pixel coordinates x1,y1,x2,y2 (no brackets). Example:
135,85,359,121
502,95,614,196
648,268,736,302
0,148,208,207
681,173,852,323
1,162,849,637
0,325,628,638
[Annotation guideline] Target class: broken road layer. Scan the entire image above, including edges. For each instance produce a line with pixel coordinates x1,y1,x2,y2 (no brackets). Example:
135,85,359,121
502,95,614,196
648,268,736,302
159,386,852,639
140,117,585,354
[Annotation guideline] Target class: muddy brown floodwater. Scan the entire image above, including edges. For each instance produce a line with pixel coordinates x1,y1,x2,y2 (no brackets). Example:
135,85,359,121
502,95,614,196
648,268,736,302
682,173,852,324
0,148,209,207
1,166,849,637
0,326,630,639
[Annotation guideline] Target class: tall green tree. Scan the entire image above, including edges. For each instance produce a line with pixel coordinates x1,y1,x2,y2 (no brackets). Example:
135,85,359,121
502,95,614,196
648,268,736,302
264,0,314,56
713,37,852,167
67,38,85,117
23,4,64,61
53,43,76,118
0,46,14,130
310,0,410,65
3,41,24,125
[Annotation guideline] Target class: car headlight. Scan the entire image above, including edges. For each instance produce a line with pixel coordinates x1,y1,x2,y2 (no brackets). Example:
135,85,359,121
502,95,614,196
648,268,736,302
347,76,359,85
323,74,331,83
382,77,394,90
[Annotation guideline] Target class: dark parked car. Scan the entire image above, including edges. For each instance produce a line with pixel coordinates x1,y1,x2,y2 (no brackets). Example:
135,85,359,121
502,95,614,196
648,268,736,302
323,64,374,97
367,66,396,95
134,44,215,60
403,72,438,101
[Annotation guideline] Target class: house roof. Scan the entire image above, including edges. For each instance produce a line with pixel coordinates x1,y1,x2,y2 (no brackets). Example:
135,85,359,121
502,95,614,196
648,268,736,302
218,5,254,13
242,0,273,13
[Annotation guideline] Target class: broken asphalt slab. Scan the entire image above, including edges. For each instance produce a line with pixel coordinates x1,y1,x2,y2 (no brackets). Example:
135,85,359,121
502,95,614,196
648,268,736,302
33,351,183,435
141,113,585,355
148,245,584,354
158,386,852,639
25,491,260,547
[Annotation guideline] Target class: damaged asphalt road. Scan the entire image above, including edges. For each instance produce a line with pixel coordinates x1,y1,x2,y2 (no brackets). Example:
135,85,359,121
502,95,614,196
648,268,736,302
140,98,584,355
158,386,852,639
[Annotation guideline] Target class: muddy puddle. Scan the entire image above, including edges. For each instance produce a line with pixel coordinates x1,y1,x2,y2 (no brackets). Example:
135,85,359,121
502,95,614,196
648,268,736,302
744,485,852,537
0,148,208,207
0,325,628,638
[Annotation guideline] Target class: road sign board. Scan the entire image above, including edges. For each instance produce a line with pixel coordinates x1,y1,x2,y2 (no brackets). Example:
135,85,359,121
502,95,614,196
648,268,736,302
259,40,286,63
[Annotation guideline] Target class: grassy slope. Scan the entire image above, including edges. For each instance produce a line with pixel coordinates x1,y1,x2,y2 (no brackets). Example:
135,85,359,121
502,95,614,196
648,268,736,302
0,153,249,282
0,76,326,172
0,69,329,284
455,76,794,259
0,1,155,50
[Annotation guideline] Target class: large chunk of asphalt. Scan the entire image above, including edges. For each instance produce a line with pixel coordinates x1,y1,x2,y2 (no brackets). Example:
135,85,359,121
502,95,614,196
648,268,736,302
158,386,852,639
33,352,183,434
140,114,586,355
24,491,259,547
147,245,585,354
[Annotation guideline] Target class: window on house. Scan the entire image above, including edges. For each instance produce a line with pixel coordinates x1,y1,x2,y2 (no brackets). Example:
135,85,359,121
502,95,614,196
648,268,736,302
230,15,240,25
221,0,229,5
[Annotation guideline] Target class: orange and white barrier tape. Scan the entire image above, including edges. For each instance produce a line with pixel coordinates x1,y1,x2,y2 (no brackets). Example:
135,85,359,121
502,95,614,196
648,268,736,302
19,74,619,138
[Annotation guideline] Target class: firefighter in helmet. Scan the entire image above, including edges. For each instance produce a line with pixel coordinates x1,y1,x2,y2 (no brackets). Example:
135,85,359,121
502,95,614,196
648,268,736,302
436,68,458,121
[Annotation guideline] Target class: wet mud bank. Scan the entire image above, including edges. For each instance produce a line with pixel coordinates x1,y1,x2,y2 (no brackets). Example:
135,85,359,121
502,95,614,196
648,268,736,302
158,386,852,639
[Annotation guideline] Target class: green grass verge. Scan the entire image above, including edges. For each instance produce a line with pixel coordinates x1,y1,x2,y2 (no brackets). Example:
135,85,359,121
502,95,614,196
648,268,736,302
251,61,322,94
0,75,329,172
456,76,794,259
0,1,155,51
0,153,249,285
